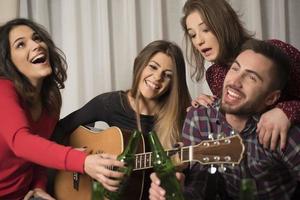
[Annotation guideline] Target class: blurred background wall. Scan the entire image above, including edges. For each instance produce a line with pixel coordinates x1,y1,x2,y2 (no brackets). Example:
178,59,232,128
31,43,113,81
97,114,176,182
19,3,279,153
1,0,299,118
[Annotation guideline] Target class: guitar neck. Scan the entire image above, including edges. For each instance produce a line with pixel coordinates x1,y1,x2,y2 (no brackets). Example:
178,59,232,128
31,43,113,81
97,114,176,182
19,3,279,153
133,147,190,171
133,134,244,170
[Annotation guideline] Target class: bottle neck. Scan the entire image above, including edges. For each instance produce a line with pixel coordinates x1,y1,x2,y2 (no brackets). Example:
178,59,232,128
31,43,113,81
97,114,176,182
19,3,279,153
147,131,164,152
121,130,142,156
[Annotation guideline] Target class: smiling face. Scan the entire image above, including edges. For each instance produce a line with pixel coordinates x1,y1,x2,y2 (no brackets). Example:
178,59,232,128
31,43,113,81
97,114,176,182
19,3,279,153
9,25,51,87
138,52,173,100
221,50,275,115
186,11,220,62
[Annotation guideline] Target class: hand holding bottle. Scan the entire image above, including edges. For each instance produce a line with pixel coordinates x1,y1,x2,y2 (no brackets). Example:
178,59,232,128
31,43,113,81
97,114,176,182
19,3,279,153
147,131,185,200
149,172,185,200
84,153,125,191
89,130,142,200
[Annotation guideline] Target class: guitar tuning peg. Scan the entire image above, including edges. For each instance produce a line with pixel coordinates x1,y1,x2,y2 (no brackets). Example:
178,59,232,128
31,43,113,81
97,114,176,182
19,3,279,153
218,164,226,173
230,130,236,135
208,164,217,174
217,133,225,139
208,133,214,140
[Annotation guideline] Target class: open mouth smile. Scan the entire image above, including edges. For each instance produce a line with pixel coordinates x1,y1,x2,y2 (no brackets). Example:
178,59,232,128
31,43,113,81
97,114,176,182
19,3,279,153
30,52,47,64
145,80,160,90
224,86,245,104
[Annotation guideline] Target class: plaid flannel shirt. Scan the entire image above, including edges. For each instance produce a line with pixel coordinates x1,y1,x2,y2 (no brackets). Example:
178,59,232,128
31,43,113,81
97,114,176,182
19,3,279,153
182,100,300,200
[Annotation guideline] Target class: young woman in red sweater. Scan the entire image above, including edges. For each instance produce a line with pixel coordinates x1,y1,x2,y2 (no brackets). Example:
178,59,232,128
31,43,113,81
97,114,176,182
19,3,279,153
0,18,124,200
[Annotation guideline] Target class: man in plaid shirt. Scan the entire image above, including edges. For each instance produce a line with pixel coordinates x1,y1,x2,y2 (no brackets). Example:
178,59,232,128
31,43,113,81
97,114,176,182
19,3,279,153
149,39,300,200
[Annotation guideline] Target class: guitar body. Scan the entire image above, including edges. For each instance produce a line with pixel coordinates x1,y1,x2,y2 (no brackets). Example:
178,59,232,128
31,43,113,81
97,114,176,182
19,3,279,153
54,126,145,200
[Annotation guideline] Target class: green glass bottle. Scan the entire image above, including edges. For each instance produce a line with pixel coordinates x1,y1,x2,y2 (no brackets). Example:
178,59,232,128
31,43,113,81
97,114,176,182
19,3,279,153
103,130,142,200
147,131,184,200
91,180,105,200
239,178,257,200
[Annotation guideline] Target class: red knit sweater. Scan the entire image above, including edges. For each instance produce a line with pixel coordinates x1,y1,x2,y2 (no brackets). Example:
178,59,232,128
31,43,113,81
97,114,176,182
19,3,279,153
0,79,86,200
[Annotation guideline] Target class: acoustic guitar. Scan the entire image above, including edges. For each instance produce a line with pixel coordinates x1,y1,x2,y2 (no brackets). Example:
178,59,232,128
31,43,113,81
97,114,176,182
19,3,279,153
54,126,244,200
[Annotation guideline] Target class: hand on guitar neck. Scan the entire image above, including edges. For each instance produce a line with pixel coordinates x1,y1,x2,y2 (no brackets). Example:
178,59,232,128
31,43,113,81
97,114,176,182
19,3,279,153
84,153,125,191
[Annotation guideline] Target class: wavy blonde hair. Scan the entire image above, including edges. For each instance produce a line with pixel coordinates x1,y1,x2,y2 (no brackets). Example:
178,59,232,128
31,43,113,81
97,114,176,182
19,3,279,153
130,40,191,148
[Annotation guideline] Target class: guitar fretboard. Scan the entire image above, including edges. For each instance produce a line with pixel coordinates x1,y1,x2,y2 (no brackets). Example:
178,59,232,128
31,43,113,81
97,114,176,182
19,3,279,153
133,146,192,170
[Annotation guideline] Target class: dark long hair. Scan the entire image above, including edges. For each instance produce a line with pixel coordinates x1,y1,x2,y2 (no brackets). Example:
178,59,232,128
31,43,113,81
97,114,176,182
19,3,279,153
0,18,67,116
181,0,253,81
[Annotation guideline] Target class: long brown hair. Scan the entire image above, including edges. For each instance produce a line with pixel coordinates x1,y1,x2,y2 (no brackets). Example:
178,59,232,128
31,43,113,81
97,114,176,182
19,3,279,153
181,0,253,81
131,40,191,148
0,18,67,116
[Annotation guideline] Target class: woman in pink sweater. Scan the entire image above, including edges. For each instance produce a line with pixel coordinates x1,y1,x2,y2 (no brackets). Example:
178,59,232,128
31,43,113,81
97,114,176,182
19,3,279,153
0,18,124,200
